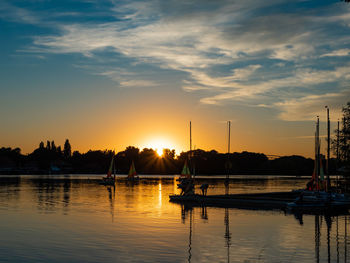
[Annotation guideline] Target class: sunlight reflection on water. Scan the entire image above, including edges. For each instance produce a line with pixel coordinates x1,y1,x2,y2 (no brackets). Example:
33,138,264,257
0,175,348,263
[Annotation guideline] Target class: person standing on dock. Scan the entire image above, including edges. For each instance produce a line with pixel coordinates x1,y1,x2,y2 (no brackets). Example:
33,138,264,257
200,183,208,196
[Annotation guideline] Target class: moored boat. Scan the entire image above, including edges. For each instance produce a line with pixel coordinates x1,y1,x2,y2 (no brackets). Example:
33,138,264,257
287,117,350,212
127,161,139,181
173,121,195,196
100,154,116,185
286,190,350,213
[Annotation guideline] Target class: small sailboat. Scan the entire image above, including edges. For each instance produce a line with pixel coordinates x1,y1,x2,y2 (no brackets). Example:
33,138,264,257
100,154,116,185
127,161,139,181
177,160,195,195
180,160,191,179
287,117,350,212
175,122,195,196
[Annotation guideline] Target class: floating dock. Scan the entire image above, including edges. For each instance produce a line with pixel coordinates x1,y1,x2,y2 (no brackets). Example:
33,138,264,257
169,191,301,209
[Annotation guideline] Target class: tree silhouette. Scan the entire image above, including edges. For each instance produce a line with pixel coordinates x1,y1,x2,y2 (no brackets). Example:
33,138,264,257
0,140,317,175
124,146,139,161
332,102,350,164
57,146,62,155
64,139,71,159
39,141,44,149
163,148,175,160
46,140,51,150
51,141,56,152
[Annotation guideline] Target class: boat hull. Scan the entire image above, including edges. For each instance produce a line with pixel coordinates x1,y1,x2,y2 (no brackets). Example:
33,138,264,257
286,202,350,213
286,191,350,213
169,192,300,209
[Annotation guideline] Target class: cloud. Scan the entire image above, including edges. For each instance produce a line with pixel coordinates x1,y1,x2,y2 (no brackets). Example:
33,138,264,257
119,80,158,88
29,1,320,67
321,48,350,57
274,92,349,121
0,2,39,24
5,0,350,121
197,64,350,105
200,92,238,105
96,69,160,88
231,65,262,81
277,135,327,140
182,85,209,92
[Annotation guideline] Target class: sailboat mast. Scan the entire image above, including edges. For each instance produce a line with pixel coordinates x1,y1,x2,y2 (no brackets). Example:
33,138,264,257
336,120,340,187
325,106,331,190
228,121,231,154
189,121,193,177
190,121,192,153
225,121,231,195
113,151,116,178
113,156,116,177
315,116,320,189
337,120,340,161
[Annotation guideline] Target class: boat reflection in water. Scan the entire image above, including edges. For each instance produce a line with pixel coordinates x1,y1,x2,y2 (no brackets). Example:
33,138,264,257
179,202,350,263
2,175,350,262
106,185,116,222
295,212,349,263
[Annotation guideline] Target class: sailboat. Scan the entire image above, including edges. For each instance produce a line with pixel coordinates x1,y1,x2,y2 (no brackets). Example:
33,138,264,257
287,117,350,212
180,160,191,179
100,154,116,185
174,122,195,196
177,161,195,195
127,161,139,181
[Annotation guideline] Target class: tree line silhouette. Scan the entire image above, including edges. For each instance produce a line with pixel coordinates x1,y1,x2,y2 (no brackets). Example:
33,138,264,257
0,141,334,176
331,102,350,166
1,101,349,176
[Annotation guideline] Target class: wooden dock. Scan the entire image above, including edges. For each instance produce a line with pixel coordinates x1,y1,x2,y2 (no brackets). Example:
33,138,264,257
169,191,301,209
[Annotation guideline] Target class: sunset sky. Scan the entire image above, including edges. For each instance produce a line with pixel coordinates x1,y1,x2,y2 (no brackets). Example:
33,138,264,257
1,0,350,157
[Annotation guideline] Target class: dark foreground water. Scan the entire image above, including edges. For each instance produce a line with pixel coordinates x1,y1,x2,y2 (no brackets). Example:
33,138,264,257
0,175,349,263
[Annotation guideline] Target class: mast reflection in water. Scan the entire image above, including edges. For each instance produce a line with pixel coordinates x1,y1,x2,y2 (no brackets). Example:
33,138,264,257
1,175,350,262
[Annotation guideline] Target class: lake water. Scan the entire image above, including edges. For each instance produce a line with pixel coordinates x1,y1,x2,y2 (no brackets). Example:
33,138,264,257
0,175,349,263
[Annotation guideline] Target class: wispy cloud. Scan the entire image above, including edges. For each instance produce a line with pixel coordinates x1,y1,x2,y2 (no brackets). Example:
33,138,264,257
275,91,349,121
277,135,327,140
0,2,39,24
321,48,350,57
193,64,350,106
3,0,350,121
119,80,158,88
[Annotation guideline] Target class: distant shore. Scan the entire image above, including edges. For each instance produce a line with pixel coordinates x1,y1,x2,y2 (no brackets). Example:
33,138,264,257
0,143,341,177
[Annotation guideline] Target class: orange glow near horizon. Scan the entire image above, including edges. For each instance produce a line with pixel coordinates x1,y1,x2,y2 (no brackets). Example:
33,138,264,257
4,106,325,159
140,137,178,157
7,118,321,158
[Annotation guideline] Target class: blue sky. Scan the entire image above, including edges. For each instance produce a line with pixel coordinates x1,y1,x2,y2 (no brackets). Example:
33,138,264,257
1,0,350,156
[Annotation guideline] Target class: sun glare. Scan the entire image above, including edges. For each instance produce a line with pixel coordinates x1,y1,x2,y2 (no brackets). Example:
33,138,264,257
156,148,163,157
142,137,175,157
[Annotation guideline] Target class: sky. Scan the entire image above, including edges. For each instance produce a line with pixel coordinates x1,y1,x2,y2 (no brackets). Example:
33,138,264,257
1,0,350,157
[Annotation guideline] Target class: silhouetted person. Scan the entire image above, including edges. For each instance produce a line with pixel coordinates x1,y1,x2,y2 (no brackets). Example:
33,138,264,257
306,179,314,190
200,183,208,196
178,178,194,195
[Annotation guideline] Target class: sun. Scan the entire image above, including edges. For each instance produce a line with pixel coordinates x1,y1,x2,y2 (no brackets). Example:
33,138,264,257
142,137,175,157
156,148,163,157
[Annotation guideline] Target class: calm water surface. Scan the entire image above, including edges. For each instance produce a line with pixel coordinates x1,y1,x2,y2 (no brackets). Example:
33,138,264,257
0,175,349,263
